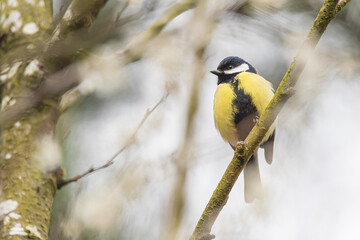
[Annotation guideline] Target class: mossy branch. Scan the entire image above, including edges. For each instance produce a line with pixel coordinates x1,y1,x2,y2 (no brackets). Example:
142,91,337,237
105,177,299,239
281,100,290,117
190,0,351,239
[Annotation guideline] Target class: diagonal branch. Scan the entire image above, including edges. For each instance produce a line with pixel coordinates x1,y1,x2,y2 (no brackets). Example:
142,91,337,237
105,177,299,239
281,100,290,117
190,0,351,239
49,0,109,45
118,0,199,63
43,0,109,71
57,91,169,189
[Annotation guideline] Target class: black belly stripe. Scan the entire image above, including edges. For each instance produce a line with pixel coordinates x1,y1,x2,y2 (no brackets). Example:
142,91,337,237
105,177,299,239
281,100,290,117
232,83,257,125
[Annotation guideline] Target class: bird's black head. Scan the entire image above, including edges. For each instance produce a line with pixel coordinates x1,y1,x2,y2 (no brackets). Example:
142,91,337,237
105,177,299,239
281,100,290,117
210,56,257,85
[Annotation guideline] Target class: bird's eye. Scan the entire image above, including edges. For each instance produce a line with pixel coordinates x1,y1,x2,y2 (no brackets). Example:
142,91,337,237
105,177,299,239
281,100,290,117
228,65,233,69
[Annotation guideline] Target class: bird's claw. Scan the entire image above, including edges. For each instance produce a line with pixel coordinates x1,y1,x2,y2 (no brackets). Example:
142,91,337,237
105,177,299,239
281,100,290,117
253,116,259,124
237,141,246,146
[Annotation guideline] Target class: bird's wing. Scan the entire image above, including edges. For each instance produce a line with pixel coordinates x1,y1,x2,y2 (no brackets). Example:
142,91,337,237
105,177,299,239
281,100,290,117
236,72,274,114
236,72,276,142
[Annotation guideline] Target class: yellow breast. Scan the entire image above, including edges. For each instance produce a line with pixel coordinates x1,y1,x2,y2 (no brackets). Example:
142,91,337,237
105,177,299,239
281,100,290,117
237,72,276,141
213,83,238,147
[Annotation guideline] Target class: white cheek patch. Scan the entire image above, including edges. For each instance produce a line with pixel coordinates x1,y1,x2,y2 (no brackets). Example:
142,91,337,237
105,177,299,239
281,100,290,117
223,63,249,75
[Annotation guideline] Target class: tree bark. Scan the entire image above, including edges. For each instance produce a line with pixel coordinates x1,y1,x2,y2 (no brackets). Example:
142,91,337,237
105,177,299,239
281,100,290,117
0,0,108,238
0,0,59,239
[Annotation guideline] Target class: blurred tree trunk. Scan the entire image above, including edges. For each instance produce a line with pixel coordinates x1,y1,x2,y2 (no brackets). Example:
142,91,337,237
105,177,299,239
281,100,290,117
0,0,197,238
0,0,61,239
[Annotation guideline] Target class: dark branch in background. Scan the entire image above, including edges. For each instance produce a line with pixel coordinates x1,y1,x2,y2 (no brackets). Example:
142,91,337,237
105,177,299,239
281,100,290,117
49,0,109,47
57,91,169,189
190,0,351,239
43,0,109,71
0,0,200,126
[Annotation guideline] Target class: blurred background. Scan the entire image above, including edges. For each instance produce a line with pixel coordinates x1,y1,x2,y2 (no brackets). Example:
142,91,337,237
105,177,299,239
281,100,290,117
49,0,360,239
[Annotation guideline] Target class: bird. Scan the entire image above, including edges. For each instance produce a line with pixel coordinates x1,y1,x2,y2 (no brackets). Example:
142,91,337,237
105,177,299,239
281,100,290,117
210,56,276,203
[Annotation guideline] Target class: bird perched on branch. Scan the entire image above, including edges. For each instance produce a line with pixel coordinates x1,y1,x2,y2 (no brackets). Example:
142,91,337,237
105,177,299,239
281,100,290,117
211,56,276,203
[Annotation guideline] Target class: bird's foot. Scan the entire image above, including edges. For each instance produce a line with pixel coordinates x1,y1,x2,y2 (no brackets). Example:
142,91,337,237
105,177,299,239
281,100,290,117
253,115,259,124
237,141,246,146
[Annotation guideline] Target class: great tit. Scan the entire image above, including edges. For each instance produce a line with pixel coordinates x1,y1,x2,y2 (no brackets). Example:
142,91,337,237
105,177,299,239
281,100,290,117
211,56,276,203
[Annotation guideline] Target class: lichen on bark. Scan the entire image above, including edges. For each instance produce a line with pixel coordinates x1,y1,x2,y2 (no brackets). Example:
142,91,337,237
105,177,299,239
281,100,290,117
0,0,59,239
0,0,112,238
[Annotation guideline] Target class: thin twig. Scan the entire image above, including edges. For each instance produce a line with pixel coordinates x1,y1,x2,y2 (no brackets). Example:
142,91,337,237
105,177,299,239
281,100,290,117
190,0,351,239
57,91,169,189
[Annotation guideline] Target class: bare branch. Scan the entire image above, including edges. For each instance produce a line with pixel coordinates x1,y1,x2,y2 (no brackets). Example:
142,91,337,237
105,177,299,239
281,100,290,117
118,0,199,63
43,0,109,70
190,0,351,239
57,91,170,189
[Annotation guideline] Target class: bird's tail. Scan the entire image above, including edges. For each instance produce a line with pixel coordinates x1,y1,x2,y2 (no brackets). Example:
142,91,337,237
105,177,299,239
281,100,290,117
244,151,263,203
261,129,275,164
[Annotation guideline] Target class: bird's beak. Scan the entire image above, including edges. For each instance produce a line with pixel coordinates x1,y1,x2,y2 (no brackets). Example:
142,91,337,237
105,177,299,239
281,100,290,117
210,70,223,76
